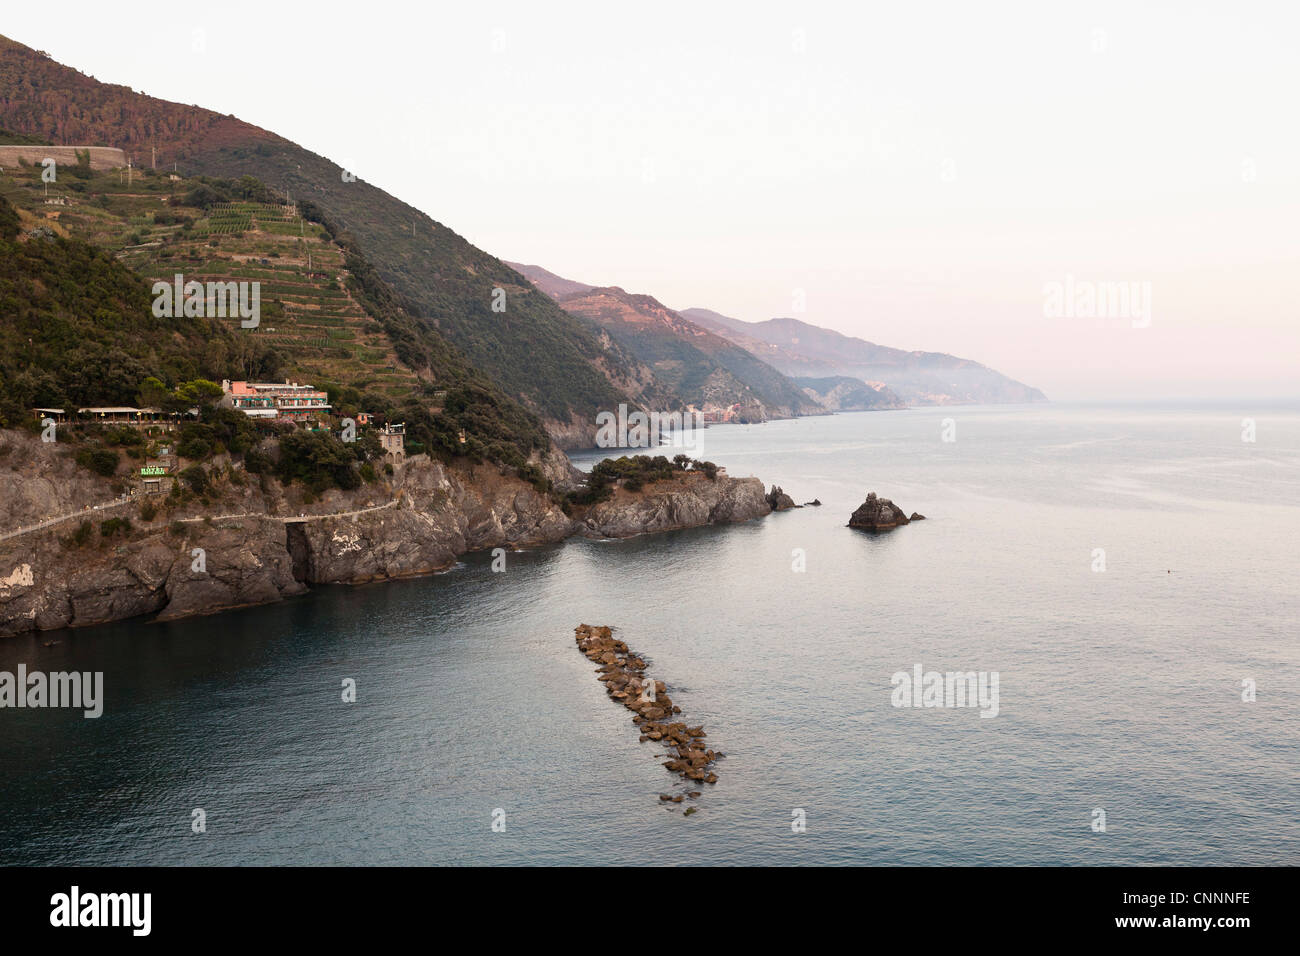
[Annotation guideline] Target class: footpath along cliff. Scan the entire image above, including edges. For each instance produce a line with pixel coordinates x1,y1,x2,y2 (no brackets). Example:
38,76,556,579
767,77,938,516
0,431,774,636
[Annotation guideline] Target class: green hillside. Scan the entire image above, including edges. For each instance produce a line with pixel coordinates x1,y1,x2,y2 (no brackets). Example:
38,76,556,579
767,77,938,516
0,35,648,440
0,164,549,469
0,192,278,425
185,145,635,425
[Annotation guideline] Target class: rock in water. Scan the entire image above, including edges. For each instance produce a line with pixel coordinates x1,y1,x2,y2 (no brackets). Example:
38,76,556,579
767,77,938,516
574,624,721,808
909,512,926,521
848,492,911,531
765,485,797,511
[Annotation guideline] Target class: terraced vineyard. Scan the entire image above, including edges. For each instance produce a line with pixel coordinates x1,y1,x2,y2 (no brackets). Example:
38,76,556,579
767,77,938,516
0,168,422,400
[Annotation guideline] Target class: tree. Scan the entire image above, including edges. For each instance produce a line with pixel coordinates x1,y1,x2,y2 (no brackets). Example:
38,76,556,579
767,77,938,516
138,376,171,409
180,465,208,493
75,446,118,477
175,379,224,406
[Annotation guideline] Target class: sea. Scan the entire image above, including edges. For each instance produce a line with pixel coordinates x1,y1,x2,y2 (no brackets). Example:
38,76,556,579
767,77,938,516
2,402,1296,865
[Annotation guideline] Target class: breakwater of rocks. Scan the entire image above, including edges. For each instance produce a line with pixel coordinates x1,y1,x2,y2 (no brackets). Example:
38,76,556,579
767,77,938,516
574,624,721,812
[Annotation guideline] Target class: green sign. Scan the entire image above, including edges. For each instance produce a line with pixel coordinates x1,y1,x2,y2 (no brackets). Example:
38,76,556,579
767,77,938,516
140,466,166,476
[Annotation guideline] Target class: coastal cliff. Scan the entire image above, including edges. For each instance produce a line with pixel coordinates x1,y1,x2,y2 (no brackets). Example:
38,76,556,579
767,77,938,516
0,431,772,636
577,471,769,538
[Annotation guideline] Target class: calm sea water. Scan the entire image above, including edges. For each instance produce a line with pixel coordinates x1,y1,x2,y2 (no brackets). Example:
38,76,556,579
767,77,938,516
2,403,1297,866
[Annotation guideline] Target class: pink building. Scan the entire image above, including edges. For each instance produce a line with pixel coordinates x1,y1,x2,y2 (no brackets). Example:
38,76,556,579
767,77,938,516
223,380,331,422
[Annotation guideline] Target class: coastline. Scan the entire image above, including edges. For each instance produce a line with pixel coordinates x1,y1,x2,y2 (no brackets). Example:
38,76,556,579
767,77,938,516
0,431,775,637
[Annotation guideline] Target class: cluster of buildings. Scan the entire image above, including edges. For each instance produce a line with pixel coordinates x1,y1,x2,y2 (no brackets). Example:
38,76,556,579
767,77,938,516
30,379,409,490
33,406,194,425
33,383,339,431
220,380,332,422
220,380,404,463
690,403,744,424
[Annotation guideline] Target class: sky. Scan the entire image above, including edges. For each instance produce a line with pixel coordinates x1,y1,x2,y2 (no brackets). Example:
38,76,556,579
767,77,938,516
7,1,1299,399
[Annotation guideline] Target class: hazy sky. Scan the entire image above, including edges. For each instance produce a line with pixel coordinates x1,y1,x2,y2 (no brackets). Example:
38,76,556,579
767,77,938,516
9,1,1299,399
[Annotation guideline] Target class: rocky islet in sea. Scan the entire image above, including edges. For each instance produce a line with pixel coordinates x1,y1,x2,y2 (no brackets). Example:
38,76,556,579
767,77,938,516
848,491,925,531
765,485,797,511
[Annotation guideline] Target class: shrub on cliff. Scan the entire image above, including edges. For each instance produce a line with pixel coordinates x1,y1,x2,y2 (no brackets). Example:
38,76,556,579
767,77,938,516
560,483,614,514
590,455,677,487
63,520,94,549
75,446,119,477
275,430,361,493
103,426,146,448
174,406,260,460
516,462,551,494
99,516,131,539
180,465,208,493
243,445,272,475
176,434,211,460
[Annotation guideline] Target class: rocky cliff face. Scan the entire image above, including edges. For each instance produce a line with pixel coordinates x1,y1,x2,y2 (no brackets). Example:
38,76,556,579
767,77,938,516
578,472,770,538
539,414,604,455
0,431,774,636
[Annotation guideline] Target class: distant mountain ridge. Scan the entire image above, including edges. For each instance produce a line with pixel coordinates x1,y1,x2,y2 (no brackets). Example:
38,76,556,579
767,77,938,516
681,309,1047,406
550,284,823,420
793,376,906,412
512,257,1045,409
